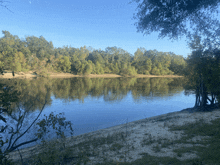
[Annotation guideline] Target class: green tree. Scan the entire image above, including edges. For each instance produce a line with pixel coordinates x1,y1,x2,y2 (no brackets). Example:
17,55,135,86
144,59,152,72
94,61,104,74
25,36,54,60
133,0,220,110
151,66,160,75
134,47,146,61
169,54,186,75
57,56,71,73
83,63,93,75
185,36,220,110
71,60,82,74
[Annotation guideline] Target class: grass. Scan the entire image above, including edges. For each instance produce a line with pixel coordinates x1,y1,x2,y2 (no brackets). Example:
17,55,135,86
7,111,220,165
169,118,220,165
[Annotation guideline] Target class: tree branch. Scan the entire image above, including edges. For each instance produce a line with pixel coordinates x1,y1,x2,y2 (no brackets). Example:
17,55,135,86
8,138,38,153
0,0,13,13
10,101,47,150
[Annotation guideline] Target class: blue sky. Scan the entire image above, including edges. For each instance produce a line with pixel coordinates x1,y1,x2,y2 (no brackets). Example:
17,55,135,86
0,0,212,57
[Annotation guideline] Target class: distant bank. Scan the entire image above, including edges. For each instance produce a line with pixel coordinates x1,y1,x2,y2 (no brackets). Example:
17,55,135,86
0,71,183,79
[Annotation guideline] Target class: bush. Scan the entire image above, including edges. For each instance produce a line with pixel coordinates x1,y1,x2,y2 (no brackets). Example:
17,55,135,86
120,66,137,76
143,70,150,75
36,69,51,78
30,140,74,165
151,67,160,75
0,149,14,165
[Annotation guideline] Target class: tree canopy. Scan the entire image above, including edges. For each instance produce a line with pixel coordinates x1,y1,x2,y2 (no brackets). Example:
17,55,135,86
134,0,220,41
133,0,220,110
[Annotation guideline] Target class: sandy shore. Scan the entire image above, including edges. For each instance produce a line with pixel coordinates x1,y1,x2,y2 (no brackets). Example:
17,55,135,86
8,107,220,164
0,71,182,79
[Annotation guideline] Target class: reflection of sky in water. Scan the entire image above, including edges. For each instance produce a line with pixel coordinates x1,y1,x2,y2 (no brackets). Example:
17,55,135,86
2,89,195,150
41,90,195,137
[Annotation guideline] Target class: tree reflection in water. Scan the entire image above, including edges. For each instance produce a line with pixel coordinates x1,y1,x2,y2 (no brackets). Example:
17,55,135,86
0,77,185,163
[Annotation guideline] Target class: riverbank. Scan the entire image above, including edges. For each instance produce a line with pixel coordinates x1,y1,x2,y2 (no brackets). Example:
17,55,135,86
0,71,183,79
8,107,220,165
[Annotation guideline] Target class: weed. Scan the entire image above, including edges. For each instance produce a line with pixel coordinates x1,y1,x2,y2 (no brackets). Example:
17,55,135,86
110,143,124,151
152,144,161,152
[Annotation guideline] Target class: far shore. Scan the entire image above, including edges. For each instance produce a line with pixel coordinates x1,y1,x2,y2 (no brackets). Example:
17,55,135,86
0,71,183,79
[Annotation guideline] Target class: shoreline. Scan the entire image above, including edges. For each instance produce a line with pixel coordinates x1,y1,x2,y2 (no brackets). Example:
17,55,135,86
0,71,183,79
8,107,220,164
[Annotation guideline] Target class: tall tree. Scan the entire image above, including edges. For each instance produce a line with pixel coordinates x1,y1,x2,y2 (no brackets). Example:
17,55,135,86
185,35,220,110
25,36,54,60
133,0,220,110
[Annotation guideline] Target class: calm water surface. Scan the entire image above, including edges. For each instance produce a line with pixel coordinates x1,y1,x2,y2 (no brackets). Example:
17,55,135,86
46,90,194,136
1,77,195,149
34,77,194,136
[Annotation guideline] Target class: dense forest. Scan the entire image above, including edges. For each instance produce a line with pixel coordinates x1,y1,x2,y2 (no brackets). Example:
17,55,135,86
0,31,186,76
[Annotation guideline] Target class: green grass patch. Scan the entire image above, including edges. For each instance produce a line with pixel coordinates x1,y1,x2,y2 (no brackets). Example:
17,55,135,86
169,117,220,165
110,143,124,151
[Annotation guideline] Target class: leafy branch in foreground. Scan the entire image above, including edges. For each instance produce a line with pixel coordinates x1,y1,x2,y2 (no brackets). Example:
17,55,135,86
0,89,49,164
35,112,74,147
0,84,74,164
28,113,74,165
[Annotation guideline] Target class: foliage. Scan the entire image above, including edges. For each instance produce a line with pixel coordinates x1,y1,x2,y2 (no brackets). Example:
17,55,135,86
35,112,74,141
56,56,71,73
30,141,74,165
37,69,51,78
133,0,220,41
0,84,20,164
184,35,220,109
0,81,74,164
0,84,48,163
133,0,220,109
0,30,186,76
27,112,74,164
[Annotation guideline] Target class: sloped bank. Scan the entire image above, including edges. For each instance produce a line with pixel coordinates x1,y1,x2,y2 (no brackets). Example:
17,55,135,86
8,107,220,165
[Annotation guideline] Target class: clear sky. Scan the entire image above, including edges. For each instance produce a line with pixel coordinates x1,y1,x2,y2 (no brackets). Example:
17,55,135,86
0,0,209,57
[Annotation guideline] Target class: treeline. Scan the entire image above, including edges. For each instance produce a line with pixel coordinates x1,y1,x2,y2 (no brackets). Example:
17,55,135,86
0,31,186,76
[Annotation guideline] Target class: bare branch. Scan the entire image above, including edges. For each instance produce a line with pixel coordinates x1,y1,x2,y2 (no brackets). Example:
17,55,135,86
0,0,13,13
4,89,50,154
9,99,47,151
8,138,38,153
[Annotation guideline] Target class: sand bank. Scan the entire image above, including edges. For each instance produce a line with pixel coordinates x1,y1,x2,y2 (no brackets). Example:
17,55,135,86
8,107,220,164
0,71,182,79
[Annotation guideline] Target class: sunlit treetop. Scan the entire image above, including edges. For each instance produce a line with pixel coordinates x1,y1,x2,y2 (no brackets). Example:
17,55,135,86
133,0,220,42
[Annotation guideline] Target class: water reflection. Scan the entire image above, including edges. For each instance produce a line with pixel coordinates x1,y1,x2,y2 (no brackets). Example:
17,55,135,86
0,77,193,151
0,77,186,109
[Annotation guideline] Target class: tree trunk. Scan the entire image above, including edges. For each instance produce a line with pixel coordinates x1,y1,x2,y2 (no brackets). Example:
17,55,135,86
194,86,200,108
200,75,208,111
